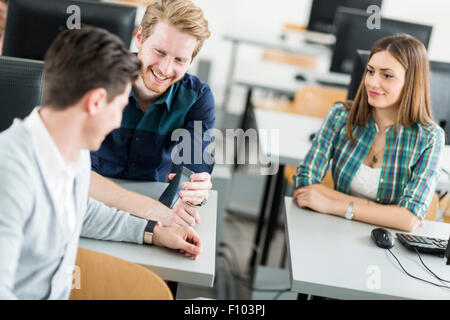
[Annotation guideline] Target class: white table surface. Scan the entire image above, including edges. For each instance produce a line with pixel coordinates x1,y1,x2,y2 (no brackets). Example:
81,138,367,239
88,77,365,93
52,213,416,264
79,180,216,287
254,108,323,166
284,196,450,300
223,32,332,56
434,145,450,194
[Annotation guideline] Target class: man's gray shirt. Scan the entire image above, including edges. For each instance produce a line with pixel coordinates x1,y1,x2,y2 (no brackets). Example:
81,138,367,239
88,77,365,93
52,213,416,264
0,118,147,299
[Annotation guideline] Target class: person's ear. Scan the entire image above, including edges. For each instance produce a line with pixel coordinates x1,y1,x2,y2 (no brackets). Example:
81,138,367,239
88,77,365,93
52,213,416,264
135,26,143,50
85,88,107,116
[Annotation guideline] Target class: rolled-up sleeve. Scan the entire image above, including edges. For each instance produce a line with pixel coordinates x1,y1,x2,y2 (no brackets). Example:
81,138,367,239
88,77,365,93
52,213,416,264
398,128,445,220
294,103,347,189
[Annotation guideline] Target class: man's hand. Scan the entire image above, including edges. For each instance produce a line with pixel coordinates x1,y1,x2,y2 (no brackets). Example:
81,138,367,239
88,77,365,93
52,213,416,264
168,172,212,206
152,225,202,260
293,184,333,214
173,200,200,226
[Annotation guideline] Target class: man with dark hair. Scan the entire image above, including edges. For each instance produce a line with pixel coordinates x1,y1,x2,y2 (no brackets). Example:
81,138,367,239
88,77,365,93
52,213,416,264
89,0,215,227
0,26,201,300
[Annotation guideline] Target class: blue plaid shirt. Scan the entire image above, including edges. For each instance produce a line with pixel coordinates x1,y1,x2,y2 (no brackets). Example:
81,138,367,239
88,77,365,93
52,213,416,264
294,103,445,220
91,73,215,182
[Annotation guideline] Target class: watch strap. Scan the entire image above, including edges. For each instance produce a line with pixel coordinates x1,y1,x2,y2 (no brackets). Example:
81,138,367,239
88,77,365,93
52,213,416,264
143,220,158,245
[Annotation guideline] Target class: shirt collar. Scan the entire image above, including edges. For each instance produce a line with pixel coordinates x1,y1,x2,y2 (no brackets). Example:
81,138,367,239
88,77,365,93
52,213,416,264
130,82,177,112
24,107,86,182
368,114,397,134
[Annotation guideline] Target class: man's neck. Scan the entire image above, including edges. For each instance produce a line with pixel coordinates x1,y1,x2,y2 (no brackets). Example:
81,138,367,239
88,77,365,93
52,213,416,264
39,107,83,163
133,77,163,113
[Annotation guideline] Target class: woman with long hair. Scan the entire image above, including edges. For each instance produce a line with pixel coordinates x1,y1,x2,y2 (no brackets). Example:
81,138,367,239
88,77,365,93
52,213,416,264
293,33,445,232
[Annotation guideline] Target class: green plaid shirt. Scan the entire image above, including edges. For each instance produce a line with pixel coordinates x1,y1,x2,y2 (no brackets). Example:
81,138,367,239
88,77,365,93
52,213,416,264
294,103,445,220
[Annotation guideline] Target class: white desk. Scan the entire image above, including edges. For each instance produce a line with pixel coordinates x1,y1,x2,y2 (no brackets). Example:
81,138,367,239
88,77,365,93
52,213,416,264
79,181,216,287
255,108,323,166
284,196,450,300
437,146,450,194
248,109,323,267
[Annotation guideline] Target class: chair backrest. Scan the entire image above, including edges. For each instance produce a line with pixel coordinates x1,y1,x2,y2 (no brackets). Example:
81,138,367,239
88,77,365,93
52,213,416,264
291,85,347,118
70,248,173,300
424,193,439,221
0,56,44,132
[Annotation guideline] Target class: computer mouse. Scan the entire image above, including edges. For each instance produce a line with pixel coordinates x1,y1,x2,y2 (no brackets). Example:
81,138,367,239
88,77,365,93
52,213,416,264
371,228,394,249
295,74,306,82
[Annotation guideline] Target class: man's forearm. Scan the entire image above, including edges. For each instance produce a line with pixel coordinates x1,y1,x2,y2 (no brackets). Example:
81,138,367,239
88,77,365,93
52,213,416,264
89,171,163,220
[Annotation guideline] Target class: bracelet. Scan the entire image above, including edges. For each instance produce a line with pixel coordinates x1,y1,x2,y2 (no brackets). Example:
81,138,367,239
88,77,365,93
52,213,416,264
187,198,207,207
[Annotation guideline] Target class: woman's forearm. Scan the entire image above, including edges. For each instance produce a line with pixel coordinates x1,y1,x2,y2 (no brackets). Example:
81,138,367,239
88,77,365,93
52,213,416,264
330,198,420,232
317,184,373,206
300,184,420,232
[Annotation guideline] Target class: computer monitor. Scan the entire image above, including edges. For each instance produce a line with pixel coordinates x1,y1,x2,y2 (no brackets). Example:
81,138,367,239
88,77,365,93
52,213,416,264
307,0,383,34
3,0,136,60
347,50,370,100
429,60,450,144
0,56,43,132
331,7,432,74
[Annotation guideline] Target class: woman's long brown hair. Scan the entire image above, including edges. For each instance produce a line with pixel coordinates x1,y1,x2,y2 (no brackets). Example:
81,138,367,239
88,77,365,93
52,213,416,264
345,33,433,143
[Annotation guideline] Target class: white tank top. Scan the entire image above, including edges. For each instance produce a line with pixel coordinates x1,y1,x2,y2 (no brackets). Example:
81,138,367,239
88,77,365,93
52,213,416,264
348,163,381,201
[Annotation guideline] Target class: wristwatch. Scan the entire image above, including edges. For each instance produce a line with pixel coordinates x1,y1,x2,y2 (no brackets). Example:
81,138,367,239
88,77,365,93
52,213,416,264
143,220,158,245
344,201,354,220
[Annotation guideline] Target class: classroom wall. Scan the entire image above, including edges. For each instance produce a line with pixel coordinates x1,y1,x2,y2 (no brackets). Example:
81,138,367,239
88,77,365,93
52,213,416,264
190,0,450,110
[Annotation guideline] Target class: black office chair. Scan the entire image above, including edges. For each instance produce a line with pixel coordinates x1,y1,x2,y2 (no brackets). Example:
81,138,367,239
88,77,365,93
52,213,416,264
0,56,44,132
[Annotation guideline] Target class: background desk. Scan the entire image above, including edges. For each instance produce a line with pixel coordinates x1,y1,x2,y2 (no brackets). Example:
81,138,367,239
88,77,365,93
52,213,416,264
249,109,323,267
284,196,450,299
79,181,216,288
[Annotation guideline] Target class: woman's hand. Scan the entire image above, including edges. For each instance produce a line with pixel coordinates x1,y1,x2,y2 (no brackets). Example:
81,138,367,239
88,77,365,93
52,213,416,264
293,184,334,214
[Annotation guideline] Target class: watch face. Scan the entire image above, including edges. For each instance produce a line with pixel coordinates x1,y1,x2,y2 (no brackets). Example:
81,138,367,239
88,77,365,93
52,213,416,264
144,232,153,245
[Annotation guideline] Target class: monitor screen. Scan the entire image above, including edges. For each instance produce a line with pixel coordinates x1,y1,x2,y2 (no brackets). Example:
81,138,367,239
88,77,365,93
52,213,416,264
429,61,450,144
0,56,44,132
307,0,383,34
3,0,136,61
331,7,432,74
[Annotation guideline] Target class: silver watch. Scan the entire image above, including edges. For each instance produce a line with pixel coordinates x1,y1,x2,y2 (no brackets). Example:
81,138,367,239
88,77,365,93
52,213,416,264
344,201,354,220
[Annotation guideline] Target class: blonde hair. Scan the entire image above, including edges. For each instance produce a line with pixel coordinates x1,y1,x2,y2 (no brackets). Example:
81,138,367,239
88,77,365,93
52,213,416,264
140,0,210,60
345,33,433,143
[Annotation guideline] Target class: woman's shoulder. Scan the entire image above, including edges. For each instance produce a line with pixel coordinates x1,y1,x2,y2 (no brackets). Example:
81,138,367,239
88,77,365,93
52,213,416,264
325,101,351,124
413,121,445,144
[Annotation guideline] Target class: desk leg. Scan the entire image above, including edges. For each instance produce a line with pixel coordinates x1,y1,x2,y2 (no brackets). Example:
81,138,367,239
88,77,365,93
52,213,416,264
248,173,274,270
167,281,178,299
234,88,253,170
260,164,286,266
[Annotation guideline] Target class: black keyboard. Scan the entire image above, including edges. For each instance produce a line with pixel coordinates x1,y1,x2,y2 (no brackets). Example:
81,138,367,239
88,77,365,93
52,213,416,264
396,233,449,257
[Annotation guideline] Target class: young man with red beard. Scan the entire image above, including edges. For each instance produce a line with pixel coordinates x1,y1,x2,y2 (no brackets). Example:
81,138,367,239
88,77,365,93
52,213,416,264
89,0,215,228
